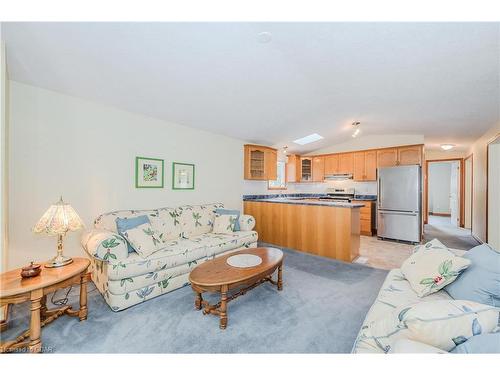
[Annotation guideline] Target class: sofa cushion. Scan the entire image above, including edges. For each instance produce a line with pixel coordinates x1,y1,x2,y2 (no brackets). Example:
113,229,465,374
212,213,238,234
95,209,162,232
445,244,500,307
215,209,241,230
150,208,183,242
121,222,163,258
116,215,151,253
190,231,258,257
179,203,224,238
358,300,499,353
450,333,500,354
401,239,470,297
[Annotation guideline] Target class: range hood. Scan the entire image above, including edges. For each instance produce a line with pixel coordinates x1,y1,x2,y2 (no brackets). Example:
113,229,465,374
324,173,353,180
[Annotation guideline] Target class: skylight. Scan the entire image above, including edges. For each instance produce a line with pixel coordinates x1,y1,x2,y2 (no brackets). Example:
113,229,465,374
293,133,324,145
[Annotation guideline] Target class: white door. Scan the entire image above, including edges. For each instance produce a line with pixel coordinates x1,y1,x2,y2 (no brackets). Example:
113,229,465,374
488,140,500,249
449,161,460,227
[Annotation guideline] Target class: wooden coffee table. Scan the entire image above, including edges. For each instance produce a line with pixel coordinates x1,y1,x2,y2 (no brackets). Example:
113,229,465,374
189,247,283,329
0,257,90,353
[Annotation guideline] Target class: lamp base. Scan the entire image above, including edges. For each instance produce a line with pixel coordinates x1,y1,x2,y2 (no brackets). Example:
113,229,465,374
45,254,73,268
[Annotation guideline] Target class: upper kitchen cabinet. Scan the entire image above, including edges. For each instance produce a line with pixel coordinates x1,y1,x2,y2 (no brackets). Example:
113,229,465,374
353,150,377,181
286,154,301,183
244,144,277,180
300,157,313,181
377,148,398,168
338,153,354,174
312,156,325,182
324,154,339,175
377,145,423,168
398,145,422,166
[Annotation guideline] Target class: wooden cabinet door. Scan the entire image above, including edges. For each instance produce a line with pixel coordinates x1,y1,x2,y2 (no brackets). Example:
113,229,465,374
398,146,422,166
353,152,365,181
324,154,339,175
265,149,278,180
377,148,398,168
300,157,313,181
364,150,377,181
312,156,325,182
245,145,266,180
338,153,354,174
286,155,300,183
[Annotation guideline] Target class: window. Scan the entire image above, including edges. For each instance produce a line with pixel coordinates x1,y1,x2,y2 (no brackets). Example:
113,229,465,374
268,161,287,190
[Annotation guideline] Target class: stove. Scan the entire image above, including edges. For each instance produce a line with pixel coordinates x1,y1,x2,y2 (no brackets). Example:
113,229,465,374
319,188,355,202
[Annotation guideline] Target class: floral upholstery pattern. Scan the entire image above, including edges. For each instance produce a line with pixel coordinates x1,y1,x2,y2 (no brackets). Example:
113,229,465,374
83,203,258,311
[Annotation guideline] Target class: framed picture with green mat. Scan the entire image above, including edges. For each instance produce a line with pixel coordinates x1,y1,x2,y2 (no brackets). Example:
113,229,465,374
172,162,195,190
135,156,164,188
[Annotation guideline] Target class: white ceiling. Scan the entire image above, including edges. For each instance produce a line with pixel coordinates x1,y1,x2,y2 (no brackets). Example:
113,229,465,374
2,22,499,153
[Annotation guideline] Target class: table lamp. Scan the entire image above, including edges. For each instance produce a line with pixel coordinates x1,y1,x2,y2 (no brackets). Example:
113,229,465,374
33,197,85,268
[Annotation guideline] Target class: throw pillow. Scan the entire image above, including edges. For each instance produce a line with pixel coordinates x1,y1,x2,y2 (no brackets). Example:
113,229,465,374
445,243,500,307
116,215,151,253
359,299,499,353
121,222,163,258
212,213,238,234
215,209,241,231
401,238,470,297
450,333,500,354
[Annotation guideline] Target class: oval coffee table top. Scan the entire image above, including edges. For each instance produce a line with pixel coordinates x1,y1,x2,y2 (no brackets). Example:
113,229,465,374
0,257,90,298
189,247,283,287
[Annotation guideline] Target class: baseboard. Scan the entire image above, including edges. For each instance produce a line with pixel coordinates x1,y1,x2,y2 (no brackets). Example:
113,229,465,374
429,212,451,217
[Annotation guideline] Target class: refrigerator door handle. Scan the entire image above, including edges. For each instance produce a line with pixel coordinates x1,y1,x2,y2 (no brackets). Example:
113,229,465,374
379,211,418,216
378,178,382,208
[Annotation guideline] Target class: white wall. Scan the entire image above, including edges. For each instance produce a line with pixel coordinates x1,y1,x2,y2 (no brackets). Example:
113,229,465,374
464,156,472,229
467,122,500,242
428,162,452,214
425,149,466,160
0,35,8,273
309,134,424,155
8,81,244,268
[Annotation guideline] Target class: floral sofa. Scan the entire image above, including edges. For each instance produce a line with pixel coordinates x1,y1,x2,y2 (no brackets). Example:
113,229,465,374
81,203,257,311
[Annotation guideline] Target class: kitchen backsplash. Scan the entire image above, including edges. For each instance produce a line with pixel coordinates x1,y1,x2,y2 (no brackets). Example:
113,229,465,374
243,179,377,196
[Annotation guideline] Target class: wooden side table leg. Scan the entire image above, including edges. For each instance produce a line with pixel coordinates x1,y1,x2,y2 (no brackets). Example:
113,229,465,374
40,295,47,319
194,291,203,310
277,263,283,291
28,290,43,353
79,272,89,321
219,284,228,329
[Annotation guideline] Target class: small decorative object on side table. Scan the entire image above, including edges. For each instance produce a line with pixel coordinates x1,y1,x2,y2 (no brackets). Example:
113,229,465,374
0,257,90,353
32,196,85,268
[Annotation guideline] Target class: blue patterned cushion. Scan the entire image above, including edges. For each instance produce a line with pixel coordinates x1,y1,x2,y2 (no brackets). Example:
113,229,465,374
116,215,150,253
445,244,500,307
215,209,240,231
451,333,500,353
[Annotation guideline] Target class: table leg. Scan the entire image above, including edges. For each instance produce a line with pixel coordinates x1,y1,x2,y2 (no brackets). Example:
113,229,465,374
28,290,43,353
277,263,283,291
194,291,203,310
79,272,89,321
219,284,228,329
40,295,47,319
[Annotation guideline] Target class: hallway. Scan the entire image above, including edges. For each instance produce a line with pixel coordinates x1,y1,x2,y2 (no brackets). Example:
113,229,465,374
424,215,480,250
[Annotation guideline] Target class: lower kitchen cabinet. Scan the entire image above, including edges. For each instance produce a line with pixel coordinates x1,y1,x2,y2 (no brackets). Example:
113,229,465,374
357,200,376,236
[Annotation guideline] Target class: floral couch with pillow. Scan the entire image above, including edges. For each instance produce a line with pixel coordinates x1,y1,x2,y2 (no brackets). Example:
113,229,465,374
352,240,500,354
81,203,257,311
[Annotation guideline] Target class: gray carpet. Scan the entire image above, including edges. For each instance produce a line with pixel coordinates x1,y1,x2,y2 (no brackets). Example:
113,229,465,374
3,248,387,353
424,224,480,250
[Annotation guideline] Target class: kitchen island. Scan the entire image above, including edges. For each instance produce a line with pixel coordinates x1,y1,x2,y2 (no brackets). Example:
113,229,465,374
243,197,363,262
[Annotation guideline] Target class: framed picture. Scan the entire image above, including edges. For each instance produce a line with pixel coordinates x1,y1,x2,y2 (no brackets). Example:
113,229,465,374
135,156,164,188
172,162,195,190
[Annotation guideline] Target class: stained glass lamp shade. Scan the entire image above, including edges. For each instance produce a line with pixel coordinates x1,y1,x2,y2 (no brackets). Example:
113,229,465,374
33,197,85,268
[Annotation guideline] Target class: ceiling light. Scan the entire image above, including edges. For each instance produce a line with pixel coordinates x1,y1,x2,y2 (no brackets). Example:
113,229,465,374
257,32,272,44
352,121,361,138
293,133,324,145
441,144,455,151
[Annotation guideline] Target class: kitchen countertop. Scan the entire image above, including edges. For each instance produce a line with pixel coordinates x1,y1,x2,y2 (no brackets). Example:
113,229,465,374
243,197,365,208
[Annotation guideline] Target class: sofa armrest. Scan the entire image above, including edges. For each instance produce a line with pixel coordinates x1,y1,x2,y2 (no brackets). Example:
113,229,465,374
81,229,129,262
238,214,256,231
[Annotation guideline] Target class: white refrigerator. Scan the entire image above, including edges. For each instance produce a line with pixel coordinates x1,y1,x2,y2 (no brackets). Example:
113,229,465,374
377,165,421,243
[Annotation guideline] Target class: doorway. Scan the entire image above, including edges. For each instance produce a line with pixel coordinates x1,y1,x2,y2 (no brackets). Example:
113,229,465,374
424,158,479,249
487,134,500,249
